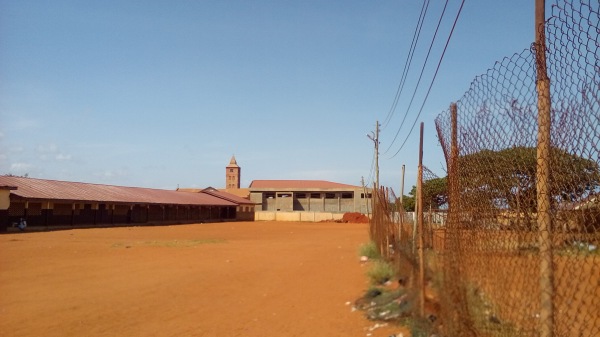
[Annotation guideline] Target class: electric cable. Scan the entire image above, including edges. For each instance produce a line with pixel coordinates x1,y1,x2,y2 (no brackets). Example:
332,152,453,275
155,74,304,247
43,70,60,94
366,150,376,187
384,0,450,154
389,0,466,159
382,0,431,129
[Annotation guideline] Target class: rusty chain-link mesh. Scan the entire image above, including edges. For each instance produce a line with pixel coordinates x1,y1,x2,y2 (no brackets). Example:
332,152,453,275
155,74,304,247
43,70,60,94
370,1,598,336
369,166,447,330
370,185,399,261
432,1,599,336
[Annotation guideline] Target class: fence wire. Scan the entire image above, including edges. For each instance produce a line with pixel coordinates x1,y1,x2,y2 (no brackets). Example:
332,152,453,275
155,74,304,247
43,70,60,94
432,1,599,336
369,167,447,330
370,1,598,336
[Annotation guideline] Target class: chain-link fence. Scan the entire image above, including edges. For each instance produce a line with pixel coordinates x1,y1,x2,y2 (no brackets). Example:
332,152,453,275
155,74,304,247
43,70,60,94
369,1,598,336
370,185,399,261
432,1,599,336
369,166,447,331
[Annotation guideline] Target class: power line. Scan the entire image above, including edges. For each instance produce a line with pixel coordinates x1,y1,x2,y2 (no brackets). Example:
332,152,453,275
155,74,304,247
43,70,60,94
381,0,431,129
384,0,450,154
389,0,466,159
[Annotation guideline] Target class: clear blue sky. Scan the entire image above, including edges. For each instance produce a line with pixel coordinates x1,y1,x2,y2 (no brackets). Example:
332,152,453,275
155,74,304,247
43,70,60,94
0,0,544,193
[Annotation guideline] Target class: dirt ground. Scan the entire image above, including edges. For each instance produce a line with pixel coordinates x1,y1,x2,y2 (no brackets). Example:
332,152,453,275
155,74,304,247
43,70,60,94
0,221,409,337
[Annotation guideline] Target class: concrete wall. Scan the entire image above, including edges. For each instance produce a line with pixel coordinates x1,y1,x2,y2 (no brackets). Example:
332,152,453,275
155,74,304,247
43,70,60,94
309,198,324,212
275,193,293,211
0,189,10,231
251,188,372,214
0,189,10,210
254,211,344,222
236,205,255,221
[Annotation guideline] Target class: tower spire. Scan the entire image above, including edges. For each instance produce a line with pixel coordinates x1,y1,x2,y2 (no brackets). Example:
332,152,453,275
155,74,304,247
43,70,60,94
225,156,241,189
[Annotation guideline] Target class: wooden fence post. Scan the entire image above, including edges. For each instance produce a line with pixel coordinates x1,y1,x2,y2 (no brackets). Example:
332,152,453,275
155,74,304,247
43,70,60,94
417,122,425,317
535,0,554,335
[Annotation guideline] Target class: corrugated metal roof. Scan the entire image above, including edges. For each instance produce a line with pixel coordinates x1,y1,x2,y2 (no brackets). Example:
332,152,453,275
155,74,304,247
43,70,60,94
219,188,250,199
0,176,236,206
249,180,359,189
201,188,254,205
176,187,253,204
177,188,202,193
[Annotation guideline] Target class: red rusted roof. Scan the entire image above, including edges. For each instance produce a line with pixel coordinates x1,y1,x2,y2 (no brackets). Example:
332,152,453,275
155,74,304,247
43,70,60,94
201,188,254,205
176,187,253,204
176,188,202,193
0,176,236,206
219,188,250,198
249,180,359,189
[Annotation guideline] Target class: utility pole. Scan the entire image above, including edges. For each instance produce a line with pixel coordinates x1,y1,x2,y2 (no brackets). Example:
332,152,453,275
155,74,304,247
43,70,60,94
367,121,380,190
399,164,405,240
400,164,405,207
361,176,370,216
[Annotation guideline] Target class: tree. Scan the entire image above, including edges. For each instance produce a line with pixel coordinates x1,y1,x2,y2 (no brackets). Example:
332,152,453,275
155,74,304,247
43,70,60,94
3,173,29,178
458,146,600,212
401,193,415,212
422,177,448,209
398,177,448,212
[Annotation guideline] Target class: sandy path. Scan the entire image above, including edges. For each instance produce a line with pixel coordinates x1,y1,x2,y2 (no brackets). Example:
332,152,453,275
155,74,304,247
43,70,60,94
0,221,407,337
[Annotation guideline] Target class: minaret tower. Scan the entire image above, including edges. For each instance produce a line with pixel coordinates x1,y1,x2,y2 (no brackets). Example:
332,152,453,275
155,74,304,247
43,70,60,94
226,155,241,189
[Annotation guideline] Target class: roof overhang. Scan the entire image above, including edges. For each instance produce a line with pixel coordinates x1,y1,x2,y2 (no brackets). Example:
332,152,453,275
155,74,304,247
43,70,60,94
249,187,363,192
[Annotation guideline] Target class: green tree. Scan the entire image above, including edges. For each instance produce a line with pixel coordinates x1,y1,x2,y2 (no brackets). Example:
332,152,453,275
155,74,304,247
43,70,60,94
458,146,600,212
398,177,448,212
401,193,415,212
422,177,448,209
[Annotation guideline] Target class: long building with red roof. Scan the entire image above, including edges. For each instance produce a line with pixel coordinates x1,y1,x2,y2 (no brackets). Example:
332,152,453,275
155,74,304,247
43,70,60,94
0,157,374,228
0,176,249,231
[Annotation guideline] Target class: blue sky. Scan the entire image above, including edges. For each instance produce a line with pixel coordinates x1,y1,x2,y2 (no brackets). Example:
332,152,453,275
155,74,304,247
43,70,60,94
1,0,543,192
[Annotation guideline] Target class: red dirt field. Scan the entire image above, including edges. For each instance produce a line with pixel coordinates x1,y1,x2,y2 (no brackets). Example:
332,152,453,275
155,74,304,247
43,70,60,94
0,221,409,337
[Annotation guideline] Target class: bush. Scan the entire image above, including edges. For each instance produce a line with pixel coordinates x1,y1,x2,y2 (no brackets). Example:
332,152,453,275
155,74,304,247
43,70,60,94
367,260,395,285
403,317,435,337
359,241,381,259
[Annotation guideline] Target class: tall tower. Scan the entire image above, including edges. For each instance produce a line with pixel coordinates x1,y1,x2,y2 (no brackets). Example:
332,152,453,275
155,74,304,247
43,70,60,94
226,155,241,189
